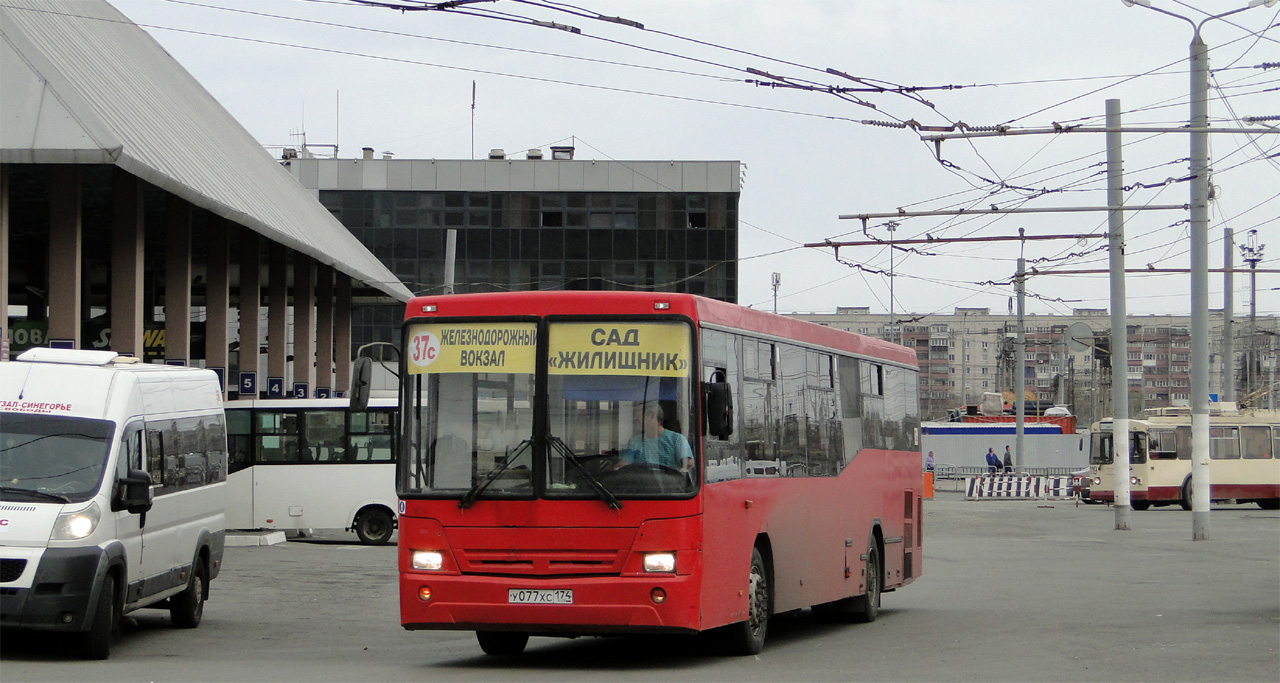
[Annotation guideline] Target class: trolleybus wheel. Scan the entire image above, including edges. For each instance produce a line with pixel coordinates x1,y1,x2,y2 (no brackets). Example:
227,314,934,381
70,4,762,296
355,508,394,545
476,631,528,656
1131,500,1150,511
1257,499,1279,510
1179,478,1193,511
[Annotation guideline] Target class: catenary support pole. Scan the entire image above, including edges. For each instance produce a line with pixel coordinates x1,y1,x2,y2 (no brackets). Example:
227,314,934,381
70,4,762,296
1223,228,1234,402
1189,27,1211,540
1106,99,1132,530
1015,255,1025,472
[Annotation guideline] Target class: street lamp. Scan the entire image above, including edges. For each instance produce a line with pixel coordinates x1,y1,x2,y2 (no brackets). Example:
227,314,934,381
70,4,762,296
1122,0,1278,541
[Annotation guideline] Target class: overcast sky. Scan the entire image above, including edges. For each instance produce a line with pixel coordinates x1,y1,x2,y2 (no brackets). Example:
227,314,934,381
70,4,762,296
107,0,1278,318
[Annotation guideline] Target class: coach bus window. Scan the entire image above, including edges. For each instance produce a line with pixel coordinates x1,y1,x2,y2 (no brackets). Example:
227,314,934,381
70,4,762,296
545,321,697,497
883,366,920,453
778,344,807,476
1209,427,1240,459
837,356,863,465
702,328,744,483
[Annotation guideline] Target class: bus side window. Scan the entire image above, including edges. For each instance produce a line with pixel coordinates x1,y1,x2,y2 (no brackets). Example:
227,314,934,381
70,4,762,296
1241,426,1270,459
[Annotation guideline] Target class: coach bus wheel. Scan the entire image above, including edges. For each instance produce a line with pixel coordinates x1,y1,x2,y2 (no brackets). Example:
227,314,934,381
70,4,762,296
170,561,206,628
80,574,116,660
355,508,394,545
851,545,880,623
722,547,769,655
1179,479,1193,511
476,631,529,656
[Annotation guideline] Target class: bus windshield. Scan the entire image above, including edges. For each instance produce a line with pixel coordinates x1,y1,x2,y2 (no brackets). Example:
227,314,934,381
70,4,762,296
0,413,114,504
399,318,696,501
544,321,696,498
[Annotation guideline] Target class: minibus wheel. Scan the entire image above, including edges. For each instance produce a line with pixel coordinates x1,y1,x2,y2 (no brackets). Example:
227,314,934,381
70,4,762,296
79,574,116,660
171,562,206,628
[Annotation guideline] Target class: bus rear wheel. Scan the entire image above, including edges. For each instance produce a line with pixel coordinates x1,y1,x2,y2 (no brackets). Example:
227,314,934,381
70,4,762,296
1180,479,1193,511
851,545,880,623
1257,499,1279,510
355,508,394,545
476,631,528,656
1131,500,1151,511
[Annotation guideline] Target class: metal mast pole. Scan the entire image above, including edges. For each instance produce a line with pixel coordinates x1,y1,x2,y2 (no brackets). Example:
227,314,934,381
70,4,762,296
1106,99,1132,529
1223,228,1235,402
1189,25,1212,540
1015,254,1026,471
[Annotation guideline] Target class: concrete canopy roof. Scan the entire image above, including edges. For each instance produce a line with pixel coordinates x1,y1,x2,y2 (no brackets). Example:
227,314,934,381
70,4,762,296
0,0,412,302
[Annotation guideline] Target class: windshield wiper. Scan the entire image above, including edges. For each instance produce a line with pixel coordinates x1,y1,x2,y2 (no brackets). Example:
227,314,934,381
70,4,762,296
546,436,622,510
0,486,71,504
458,439,532,509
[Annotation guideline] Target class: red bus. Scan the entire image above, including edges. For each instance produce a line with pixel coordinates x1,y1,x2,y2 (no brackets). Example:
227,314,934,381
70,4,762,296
395,291,923,655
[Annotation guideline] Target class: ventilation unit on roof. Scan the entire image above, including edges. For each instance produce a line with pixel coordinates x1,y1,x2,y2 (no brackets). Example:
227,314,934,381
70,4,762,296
550,145,575,160
526,148,543,160
489,149,506,160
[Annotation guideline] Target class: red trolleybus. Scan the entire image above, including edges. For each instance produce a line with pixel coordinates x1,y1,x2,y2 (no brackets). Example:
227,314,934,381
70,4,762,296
395,292,923,655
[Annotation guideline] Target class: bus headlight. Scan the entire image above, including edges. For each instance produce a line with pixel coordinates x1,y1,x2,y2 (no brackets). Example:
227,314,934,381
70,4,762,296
643,552,676,573
52,502,101,541
411,550,444,571
1092,477,1102,486
1130,477,1141,486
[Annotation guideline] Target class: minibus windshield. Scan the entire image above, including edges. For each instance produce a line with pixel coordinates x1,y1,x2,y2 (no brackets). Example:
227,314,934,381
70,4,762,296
0,413,114,504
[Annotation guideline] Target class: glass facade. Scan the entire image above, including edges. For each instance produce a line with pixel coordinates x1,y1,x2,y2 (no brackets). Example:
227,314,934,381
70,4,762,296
321,190,739,350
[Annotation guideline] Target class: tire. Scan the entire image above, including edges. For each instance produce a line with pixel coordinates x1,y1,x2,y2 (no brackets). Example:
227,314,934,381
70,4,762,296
720,546,769,656
1131,500,1151,511
476,631,528,656
1179,478,1193,511
79,574,116,660
355,508,394,545
851,545,880,623
1257,499,1279,510
170,561,206,629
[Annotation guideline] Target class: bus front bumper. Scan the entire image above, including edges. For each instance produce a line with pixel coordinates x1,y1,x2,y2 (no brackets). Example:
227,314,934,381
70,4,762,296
399,571,701,634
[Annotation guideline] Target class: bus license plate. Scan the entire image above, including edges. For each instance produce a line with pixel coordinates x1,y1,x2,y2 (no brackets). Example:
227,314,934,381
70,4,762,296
508,589,572,604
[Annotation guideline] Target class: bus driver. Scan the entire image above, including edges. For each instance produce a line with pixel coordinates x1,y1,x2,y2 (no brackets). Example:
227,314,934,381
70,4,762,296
620,402,693,473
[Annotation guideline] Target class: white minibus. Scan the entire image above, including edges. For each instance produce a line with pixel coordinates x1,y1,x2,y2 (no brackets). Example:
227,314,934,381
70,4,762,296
0,348,227,659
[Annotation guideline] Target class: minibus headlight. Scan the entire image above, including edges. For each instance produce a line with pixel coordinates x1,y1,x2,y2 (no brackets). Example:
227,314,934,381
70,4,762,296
643,552,676,573
52,501,101,541
411,550,444,571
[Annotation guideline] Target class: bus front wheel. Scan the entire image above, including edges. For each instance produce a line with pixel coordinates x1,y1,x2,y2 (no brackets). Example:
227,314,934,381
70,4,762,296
720,546,769,655
1180,479,1193,511
476,631,528,656
355,508,394,545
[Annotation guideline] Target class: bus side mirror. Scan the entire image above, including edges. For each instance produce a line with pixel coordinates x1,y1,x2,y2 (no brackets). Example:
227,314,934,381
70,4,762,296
349,356,373,412
704,381,733,439
116,470,153,515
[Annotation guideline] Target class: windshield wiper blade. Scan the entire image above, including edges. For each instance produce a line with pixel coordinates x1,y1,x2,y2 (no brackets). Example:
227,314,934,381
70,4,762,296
458,439,532,509
0,486,71,504
546,436,622,510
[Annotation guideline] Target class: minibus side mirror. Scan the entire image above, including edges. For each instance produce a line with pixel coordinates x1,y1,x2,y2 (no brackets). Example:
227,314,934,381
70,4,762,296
116,470,153,515
704,381,734,439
